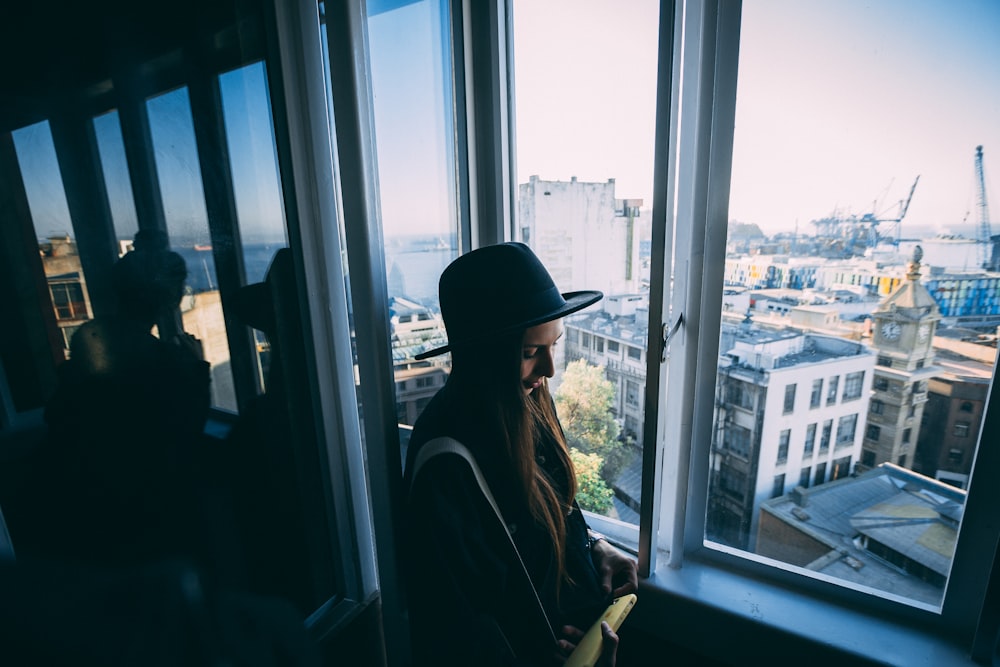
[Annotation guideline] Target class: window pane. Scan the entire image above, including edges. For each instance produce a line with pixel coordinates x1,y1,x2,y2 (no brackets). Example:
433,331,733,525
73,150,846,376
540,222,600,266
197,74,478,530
513,0,659,522
706,0,1000,609
367,0,458,429
92,110,140,245
12,122,87,359
219,61,289,393
147,87,237,411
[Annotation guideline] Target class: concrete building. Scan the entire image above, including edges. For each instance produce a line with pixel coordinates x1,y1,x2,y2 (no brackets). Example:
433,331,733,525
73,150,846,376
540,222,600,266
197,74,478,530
562,295,649,446
913,340,994,489
757,463,962,608
518,175,644,297
40,235,93,352
387,296,449,426
861,248,941,472
707,325,876,550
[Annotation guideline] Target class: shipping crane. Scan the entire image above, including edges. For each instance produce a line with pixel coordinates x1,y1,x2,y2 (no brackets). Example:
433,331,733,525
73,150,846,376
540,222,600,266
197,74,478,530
974,145,993,269
810,175,920,257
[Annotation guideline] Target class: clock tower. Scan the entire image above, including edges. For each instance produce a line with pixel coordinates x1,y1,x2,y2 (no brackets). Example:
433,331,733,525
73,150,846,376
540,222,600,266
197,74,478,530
862,246,941,471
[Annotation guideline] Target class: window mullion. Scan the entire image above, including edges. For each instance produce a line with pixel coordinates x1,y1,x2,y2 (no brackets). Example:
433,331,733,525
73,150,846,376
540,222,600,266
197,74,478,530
465,0,513,247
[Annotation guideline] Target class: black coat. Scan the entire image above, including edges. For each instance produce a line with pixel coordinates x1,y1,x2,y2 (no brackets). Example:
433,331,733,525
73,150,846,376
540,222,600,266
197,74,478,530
403,384,608,666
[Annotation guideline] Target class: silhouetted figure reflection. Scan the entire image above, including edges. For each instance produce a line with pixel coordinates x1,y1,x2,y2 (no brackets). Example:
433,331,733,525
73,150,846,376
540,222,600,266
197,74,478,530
225,248,314,614
28,229,211,566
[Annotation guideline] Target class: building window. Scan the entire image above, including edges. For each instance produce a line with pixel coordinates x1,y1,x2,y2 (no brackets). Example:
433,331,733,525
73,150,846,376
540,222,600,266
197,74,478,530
831,455,852,481
724,425,752,458
826,376,839,405
836,414,858,446
719,464,747,499
607,340,619,354
903,428,912,444
814,462,827,487
866,424,880,441
777,429,790,464
49,281,87,320
915,360,924,369
871,399,884,415
954,422,970,437
877,355,893,368
581,332,591,349
874,376,890,392
771,473,785,499
949,448,964,465
862,449,876,467
960,401,974,413
809,378,822,408
626,380,640,408
819,420,832,453
804,423,816,457
567,329,580,344
596,337,604,353
783,383,796,414
627,345,642,361
799,467,811,489
842,371,864,401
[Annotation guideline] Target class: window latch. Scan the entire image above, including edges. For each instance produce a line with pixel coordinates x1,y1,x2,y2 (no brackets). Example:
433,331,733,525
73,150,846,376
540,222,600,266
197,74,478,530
661,313,684,362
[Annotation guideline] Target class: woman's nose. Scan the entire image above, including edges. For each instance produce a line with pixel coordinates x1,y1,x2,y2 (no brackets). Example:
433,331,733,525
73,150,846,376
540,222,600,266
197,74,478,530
540,349,555,377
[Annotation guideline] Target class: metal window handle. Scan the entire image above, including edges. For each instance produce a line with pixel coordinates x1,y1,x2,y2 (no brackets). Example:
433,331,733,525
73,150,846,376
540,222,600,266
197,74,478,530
661,314,684,362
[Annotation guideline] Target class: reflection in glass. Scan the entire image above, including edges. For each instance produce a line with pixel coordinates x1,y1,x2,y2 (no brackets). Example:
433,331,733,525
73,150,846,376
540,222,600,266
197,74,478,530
13,121,89,355
706,0,1000,610
368,0,458,426
219,61,288,280
512,0,659,522
93,110,140,245
147,86,237,411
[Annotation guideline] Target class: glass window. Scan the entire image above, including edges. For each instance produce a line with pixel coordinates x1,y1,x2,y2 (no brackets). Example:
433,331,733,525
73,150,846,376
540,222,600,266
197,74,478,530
809,378,822,408
771,473,785,499
826,376,839,405
842,371,864,401
776,429,790,463
783,383,796,414
92,110,139,244
803,423,816,457
368,0,459,427
703,0,1000,616
513,0,658,522
147,86,237,412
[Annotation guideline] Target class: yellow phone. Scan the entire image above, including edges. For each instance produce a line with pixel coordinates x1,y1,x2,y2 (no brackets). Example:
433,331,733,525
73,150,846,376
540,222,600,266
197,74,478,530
564,593,637,667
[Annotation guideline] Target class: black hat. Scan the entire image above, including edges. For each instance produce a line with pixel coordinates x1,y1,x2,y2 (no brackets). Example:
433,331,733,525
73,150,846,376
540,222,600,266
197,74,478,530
414,242,602,360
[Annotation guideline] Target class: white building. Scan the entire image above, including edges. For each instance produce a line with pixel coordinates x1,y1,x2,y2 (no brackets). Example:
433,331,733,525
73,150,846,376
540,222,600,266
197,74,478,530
708,326,876,550
518,176,644,297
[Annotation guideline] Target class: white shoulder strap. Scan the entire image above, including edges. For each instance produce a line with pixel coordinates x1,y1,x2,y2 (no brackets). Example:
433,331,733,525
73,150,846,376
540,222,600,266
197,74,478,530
410,436,557,645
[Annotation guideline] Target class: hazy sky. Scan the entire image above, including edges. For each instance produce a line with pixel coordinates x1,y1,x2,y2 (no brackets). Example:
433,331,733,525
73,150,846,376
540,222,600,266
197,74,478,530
14,1,1000,242
513,0,1000,238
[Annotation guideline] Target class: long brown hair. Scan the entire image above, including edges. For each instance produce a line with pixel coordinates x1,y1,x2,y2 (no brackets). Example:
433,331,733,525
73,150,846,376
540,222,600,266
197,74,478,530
448,328,578,587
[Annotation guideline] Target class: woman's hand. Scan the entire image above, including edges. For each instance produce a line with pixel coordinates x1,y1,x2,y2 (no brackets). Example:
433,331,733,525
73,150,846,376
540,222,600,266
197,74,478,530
591,538,638,599
556,623,619,666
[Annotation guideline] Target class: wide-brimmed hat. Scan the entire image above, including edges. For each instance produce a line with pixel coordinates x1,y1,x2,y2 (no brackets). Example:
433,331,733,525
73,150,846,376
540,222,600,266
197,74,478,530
414,242,602,360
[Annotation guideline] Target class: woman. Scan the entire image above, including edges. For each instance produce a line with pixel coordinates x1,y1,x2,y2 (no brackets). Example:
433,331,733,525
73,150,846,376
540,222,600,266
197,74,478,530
403,243,638,666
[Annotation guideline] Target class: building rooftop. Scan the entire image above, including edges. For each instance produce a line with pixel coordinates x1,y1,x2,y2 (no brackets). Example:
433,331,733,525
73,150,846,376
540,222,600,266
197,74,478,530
761,464,964,606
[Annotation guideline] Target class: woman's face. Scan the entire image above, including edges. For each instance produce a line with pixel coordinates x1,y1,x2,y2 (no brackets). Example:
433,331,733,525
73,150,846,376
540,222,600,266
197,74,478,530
521,319,563,394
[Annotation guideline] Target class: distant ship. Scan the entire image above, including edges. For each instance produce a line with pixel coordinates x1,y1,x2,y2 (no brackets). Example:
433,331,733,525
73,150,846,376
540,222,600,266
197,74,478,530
194,244,213,251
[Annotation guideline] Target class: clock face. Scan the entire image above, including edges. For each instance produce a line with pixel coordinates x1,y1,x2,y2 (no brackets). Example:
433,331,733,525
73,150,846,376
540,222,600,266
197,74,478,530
881,321,902,341
918,324,930,342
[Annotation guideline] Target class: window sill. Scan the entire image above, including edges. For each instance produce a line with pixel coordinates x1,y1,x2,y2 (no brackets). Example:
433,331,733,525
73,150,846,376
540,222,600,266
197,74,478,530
631,554,974,666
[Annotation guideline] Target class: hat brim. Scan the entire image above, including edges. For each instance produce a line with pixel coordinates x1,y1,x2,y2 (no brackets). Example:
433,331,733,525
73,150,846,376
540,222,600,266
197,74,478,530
413,289,602,360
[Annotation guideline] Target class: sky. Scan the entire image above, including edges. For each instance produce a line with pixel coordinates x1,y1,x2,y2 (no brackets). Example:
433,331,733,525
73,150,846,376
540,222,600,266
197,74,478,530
512,0,1000,238
13,0,1000,242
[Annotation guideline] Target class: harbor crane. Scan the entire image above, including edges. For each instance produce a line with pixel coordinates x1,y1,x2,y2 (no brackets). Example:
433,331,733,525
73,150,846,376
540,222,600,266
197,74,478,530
810,175,920,257
974,145,993,269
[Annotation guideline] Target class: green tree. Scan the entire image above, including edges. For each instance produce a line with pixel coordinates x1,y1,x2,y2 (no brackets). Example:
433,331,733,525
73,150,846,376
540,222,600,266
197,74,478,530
569,448,614,514
555,359,621,459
